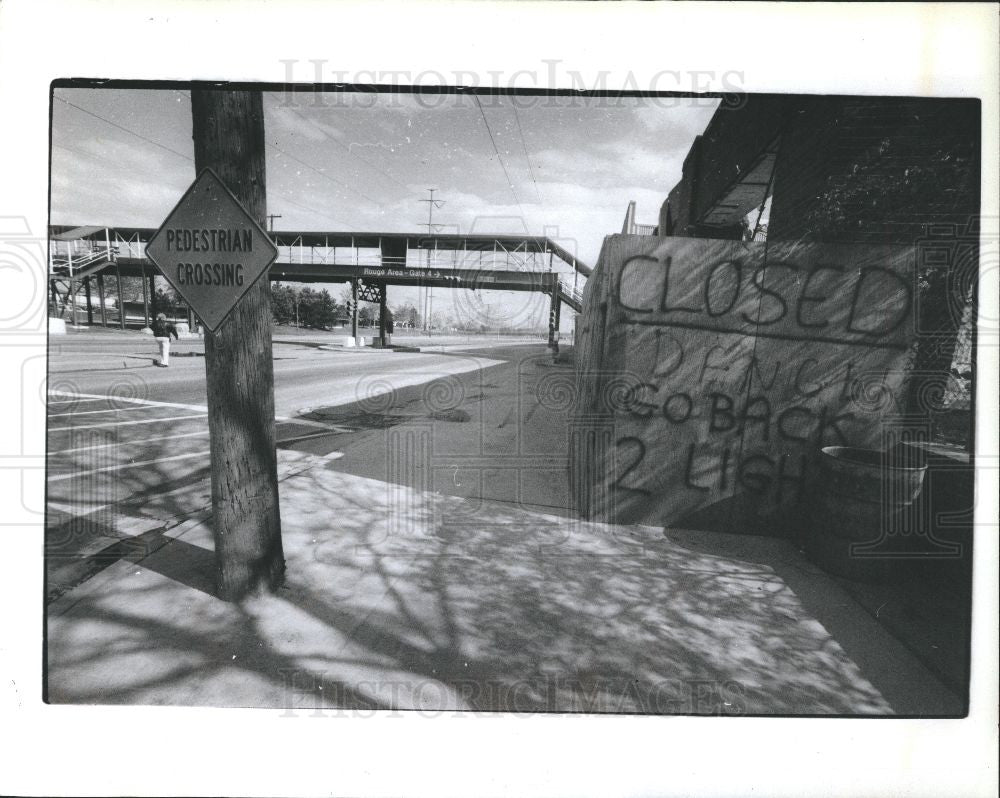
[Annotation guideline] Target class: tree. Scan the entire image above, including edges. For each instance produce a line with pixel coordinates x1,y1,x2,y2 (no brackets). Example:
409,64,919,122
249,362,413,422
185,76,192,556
391,301,420,329
270,282,296,325
301,288,338,329
153,285,187,318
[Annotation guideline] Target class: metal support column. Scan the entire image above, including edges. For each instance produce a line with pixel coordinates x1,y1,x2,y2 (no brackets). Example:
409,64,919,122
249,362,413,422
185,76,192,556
428,238,436,336
141,264,150,327
68,248,77,327
97,274,108,327
84,277,93,325
115,264,126,330
379,283,388,348
548,289,559,352
351,278,359,340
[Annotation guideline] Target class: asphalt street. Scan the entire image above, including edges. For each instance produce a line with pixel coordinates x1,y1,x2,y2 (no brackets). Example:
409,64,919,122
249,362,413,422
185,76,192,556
44,330,965,717
45,329,521,553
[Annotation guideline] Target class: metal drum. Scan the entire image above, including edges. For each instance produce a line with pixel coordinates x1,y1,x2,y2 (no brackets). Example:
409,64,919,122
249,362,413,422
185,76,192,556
804,446,927,581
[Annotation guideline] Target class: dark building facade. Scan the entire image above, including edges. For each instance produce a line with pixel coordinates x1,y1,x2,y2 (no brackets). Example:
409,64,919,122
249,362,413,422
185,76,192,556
660,94,981,433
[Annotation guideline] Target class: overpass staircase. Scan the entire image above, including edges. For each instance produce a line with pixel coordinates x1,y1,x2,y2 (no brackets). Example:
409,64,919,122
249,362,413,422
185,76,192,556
49,242,118,318
557,280,584,313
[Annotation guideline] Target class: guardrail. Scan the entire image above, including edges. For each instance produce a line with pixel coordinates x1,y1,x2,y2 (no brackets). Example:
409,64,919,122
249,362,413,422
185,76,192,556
50,245,117,277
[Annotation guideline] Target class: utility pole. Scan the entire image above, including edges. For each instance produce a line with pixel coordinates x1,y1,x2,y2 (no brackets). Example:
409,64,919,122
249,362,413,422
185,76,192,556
418,188,445,333
190,88,284,601
266,214,282,232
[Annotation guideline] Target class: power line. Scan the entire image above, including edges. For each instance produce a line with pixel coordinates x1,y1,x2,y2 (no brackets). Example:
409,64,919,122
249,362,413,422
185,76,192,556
267,192,360,230
268,94,410,192
54,94,358,230
54,96,194,162
266,141,380,205
510,100,542,205
473,95,525,220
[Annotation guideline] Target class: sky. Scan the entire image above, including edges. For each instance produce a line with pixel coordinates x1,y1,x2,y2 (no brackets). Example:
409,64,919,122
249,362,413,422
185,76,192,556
50,87,718,329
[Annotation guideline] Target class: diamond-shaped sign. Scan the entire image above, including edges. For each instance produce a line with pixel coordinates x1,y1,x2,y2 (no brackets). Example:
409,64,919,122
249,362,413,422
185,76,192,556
145,168,278,332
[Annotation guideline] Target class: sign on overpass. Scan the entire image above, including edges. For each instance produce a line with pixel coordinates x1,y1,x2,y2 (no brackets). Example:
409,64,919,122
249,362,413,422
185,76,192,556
268,262,560,291
144,168,278,331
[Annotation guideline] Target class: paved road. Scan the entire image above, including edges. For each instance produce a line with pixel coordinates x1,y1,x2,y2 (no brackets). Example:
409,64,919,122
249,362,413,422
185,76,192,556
47,331,513,412
45,330,520,545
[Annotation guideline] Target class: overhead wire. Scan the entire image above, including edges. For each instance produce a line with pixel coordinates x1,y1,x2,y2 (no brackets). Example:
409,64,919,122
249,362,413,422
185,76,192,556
265,140,381,205
267,93,411,192
54,96,194,163
510,100,543,205
54,93,355,230
472,94,526,222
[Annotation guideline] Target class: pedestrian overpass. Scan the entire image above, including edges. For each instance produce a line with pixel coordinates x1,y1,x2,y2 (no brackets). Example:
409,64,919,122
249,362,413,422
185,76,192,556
48,226,590,348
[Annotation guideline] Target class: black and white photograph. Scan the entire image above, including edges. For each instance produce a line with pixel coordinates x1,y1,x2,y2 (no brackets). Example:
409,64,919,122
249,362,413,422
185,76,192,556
43,84,981,718
2,2,997,797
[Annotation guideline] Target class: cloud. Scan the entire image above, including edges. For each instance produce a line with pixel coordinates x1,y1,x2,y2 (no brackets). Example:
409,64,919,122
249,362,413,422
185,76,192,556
49,88,713,280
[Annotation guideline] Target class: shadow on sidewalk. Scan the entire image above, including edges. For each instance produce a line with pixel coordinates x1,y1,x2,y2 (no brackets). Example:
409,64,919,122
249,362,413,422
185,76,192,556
47,460,961,715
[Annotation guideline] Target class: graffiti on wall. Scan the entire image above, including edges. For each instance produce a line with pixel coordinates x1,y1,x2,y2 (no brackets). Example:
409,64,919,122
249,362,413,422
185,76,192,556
571,236,917,530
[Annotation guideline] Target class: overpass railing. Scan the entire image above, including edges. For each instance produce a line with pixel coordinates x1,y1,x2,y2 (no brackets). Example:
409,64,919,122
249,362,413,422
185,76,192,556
49,227,592,289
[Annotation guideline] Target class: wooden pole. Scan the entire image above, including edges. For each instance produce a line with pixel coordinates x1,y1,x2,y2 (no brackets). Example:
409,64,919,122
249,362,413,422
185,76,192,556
191,88,284,600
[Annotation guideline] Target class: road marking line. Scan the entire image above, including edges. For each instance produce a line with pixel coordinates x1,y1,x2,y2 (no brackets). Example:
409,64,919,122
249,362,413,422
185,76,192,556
48,414,207,432
48,430,211,455
48,389,208,413
276,415,354,433
50,427,342,456
277,430,347,445
48,404,179,418
49,391,348,433
47,397,109,405
47,451,211,482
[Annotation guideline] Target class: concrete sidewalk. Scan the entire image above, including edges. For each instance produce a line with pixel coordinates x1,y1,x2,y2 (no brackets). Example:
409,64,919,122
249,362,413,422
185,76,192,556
45,347,963,714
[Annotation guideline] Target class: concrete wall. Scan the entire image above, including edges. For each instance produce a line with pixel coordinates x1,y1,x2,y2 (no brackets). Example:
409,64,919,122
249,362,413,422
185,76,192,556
571,235,917,534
